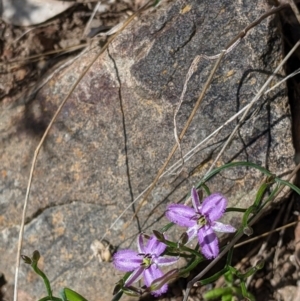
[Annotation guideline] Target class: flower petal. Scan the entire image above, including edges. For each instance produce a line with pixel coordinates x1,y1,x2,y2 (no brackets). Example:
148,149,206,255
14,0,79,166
113,250,142,271
200,193,227,222
145,235,166,256
144,265,168,296
166,204,196,227
198,226,219,259
125,266,144,286
212,221,236,233
191,187,201,211
155,256,179,266
186,225,199,242
137,234,146,254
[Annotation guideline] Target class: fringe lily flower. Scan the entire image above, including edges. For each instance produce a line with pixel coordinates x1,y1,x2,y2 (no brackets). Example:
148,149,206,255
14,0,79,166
166,187,236,259
113,234,178,296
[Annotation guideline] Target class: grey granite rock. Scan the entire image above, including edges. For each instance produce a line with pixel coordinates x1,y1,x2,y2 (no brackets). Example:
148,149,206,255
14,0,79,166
0,0,295,300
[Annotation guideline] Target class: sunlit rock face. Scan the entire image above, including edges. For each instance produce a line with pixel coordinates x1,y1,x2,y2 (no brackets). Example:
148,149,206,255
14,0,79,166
0,1,294,300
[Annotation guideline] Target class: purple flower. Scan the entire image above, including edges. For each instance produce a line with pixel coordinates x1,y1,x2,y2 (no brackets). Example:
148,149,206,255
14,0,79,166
113,234,178,296
166,187,236,259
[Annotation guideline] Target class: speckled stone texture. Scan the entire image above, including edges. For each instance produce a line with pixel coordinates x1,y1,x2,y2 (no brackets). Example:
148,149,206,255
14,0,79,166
0,0,294,300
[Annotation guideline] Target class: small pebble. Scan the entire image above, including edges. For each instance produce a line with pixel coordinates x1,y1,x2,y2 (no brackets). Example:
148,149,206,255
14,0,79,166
254,277,264,289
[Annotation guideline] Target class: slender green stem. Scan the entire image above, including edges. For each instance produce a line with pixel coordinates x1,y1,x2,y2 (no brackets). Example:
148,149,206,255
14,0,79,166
38,297,61,301
197,161,300,195
226,207,247,213
164,239,203,258
179,256,203,277
198,267,229,285
31,259,53,299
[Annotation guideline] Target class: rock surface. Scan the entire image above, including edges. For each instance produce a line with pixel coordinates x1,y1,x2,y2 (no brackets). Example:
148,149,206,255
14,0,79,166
0,0,295,300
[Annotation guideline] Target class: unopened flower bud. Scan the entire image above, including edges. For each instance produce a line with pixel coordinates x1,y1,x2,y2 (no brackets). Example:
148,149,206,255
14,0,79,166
255,260,264,270
32,250,41,262
178,232,189,245
243,226,253,236
122,286,142,297
152,230,165,242
21,255,32,265
148,269,178,293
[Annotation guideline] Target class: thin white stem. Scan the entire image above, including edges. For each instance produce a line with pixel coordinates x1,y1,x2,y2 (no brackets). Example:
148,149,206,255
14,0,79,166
264,67,300,94
173,39,242,170
82,1,102,38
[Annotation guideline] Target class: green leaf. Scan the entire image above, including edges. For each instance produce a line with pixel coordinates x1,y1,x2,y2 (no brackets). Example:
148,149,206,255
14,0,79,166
62,288,88,301
113,280,123,295
159,222,174,233
222,294,233,301
224,271,233,284
204,287,233,300
240,281,255,301
111,290,123,301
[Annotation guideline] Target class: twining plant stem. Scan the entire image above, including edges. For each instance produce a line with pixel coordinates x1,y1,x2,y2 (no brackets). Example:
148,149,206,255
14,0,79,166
30,258,54,300
197,161,300,195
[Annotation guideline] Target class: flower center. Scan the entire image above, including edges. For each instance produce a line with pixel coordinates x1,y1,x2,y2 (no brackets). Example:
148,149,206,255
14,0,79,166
141,254,152,268
191,212,208,228
197,215,207,227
